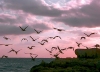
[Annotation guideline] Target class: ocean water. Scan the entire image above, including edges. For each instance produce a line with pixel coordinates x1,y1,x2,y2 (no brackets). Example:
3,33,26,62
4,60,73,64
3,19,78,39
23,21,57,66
0,58,55,72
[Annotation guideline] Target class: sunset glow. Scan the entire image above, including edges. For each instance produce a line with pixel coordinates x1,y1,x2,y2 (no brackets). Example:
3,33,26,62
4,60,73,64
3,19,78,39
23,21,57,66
0,0,100,58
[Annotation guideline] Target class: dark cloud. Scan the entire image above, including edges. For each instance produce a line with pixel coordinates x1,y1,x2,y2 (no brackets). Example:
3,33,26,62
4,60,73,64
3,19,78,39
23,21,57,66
3,0,66,17
51,0,100,28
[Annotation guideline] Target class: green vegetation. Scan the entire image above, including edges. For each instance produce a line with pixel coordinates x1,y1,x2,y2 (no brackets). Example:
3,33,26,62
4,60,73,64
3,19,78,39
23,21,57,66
30,58,100,72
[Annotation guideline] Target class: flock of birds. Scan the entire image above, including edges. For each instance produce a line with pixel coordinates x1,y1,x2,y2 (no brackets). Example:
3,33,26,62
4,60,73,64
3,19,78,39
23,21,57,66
1,26,100,61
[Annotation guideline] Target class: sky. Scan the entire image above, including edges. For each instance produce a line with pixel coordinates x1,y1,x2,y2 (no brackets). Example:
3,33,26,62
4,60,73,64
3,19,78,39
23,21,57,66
0,0,100,58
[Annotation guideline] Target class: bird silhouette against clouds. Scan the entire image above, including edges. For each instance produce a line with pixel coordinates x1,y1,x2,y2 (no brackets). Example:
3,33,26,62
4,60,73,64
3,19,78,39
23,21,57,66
27,46,35,50
53,27,65,32
8,48,15,53
84,32,96,37
76,42,82,47
80,36,86,40
3,36,11,40
19,26,28,31
21,38,28,42
0,44,12,46
30,36,39,41
45,48,53,54
53,36,61,39
67,47,74,51
34,29,42,34
38,42,46,45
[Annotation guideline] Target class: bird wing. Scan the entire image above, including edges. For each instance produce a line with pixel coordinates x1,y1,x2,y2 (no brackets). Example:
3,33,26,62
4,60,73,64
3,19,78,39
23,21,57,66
30,36,34,40
84,33,89,36
53,28,57,29
89,33,95,36
34,29,38,33
45,48,49,51
24,26,28,30
31,46,35,48
19,26,24,30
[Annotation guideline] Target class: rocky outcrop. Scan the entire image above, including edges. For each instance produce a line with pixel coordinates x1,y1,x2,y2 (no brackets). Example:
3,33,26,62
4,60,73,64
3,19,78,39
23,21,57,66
75,48,100,58
30,58,100,72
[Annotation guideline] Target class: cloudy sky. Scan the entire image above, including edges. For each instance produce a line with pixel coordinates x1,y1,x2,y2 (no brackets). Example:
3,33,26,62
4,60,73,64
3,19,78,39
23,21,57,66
0,0,100,58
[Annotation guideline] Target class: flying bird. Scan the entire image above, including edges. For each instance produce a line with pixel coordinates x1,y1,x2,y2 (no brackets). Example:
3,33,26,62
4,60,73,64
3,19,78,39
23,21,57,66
90,32,97,36
30,54,38,61
57,46,64,54
1,55,8,58
0,44,12,46
53,36,61,39
3,36,11,40
19,26,28,31
51,52,60,59
38,42,46,45
14,49,22,54
51,47,58,51
27,46,35,50
47,37,54,39
80,37,86,40
53,28,65,32
8,48,15,53
41,39,48,43
34,29,42,34
30,36,39,41
21,38,28,42
45,48,53,53
67,47,74,51
76,42,82,47
84,32,96,37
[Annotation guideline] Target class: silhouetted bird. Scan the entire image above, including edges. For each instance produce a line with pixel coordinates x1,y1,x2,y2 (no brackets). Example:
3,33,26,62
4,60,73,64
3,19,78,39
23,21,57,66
53,28,65,32
34,29,42,34
57,46,64,54
19,26,28,31
84,32,96,37
30,54,38,61
8,48,15,53
41,39,48,43
53,36,61,39
51,52,60,59
67,47,74,51
27,46,35,50
76,42,82,47
60,48,67,51
45,48,53,53
14,49,22,54
90,32,97,36
51,47,58,51
21,38,28,42
80,37,86,40
3,36,11,40
38,42,46,45
1,55,8,58
0,44,12,46
30,36,39,41
47,37,54,39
